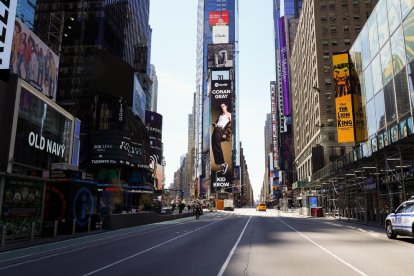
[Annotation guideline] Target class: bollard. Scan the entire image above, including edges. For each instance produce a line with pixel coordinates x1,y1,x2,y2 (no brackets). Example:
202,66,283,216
30,222,35,242
53,220,58,238
87,216,91,233
1,225,6,247
72,219,76,235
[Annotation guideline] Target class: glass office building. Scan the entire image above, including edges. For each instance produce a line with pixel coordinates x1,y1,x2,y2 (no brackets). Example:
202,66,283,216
309,0,414,225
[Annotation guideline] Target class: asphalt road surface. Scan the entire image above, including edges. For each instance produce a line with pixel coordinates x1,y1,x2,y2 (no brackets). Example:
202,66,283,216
0,208,413,276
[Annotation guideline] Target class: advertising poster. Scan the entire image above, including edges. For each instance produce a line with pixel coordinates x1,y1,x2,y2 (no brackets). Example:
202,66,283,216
0,0,17,69
212,25,229,44
270,82,280,170
207,43,234,69
399,117,413,138
309,196,318,208
210,78,233,192
278,17,291,116
2,179,44,235
10,18,60,99
208,11,229,26
145,111,163,165
89,130,148,169
391,125,399,143
12,83,74,170
333,52,356,143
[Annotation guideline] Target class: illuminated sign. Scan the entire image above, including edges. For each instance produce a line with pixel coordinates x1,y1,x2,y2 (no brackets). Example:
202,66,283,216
0,0,17,69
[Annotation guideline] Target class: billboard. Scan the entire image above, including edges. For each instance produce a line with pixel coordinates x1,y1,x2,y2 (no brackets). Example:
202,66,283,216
145,111,163,166
89,130,148,169
208,11,229,26
333,52,366,143
10,18,60,99
278,17,291,116
212,25,229,44
207,44,234,69
9,80,74,171
0,0,17,69
270,82,280,170
210,78,233,192
133,74,146,123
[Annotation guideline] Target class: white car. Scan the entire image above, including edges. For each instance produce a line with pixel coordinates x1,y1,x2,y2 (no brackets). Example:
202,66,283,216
385,198,414,239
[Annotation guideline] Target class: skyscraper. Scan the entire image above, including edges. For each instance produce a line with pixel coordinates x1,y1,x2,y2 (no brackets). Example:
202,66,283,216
193,0,239,199
149,64,158,112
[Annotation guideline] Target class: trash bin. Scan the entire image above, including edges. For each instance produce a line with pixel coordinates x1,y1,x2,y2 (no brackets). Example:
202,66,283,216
311,207,324,217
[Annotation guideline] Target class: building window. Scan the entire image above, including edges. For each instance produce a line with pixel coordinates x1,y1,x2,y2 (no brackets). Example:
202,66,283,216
353,0,359,5
355,25,361,32
331,26,337,33
344,38,351,45
394,68,411,118
343,26,350,32
329,15,336,21
321,16,327,22
323,51,330,58
324,77,332,84
331,40,338,46
323,40,329,46
384,81,397,124
354,15,360,20
342,0,348,8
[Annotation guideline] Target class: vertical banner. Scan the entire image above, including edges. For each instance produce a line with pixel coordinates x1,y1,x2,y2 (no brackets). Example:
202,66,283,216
333,52,356,143
270,82,280,169
210,77,233,192
0,0,17,69
278,17,291,116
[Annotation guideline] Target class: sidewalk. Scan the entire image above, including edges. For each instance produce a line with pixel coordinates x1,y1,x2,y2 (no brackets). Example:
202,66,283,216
279,209,384,229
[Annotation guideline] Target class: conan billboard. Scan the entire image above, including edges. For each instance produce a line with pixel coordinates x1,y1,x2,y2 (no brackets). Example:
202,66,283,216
10,18,60,99
210,78,233,192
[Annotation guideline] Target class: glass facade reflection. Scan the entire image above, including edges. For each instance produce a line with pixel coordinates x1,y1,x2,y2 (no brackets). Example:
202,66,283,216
350,0,414,157
16,0,36,29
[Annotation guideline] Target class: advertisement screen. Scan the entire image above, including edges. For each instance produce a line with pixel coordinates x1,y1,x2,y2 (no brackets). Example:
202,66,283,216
210,79,233,192
10,18,60,99
12,84,74,170
133,75,146,123
0,0,17,69
208,11,229,26
207,44,234,69
212,25,229,44
278,17,291,116
89,130,148,169
333,53,355,143
270,82,280,170
145,111,163,165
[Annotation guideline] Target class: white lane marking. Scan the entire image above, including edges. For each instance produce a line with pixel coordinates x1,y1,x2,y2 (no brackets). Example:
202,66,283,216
217,216,252,276
277,218,367,276
82,216,231,276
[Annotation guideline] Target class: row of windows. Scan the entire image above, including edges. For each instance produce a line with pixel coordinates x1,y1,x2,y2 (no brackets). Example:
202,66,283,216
321,15,360,21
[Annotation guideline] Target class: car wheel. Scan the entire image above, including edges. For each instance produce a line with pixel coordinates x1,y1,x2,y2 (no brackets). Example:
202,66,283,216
386,222,396,239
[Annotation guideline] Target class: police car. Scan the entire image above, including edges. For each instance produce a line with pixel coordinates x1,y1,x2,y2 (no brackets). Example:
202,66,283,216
385,197,414,239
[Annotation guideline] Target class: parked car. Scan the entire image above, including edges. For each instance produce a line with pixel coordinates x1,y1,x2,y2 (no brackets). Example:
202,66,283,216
256,203,267,212
385,197,414,239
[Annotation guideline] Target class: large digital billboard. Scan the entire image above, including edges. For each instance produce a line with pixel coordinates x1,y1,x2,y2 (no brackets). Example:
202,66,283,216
89,130,148,169
208,11,229,26
210,78,233,192
207,44,234,69
212,25,229,44
278,17,291,116
0,0,17,69
145,111,163,166
333,52,367,143
10,18,60,99
270,82,280,170
8,80,74,171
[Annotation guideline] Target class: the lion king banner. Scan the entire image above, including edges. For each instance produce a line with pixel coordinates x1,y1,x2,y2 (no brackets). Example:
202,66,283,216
332,52,367,143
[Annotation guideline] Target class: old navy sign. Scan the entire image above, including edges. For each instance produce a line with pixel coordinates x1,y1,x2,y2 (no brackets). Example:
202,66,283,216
0,0,17,69
278,17,291,116
28,131,66,158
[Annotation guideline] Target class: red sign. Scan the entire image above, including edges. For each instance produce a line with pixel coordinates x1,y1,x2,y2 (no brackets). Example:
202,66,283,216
209,11,229,26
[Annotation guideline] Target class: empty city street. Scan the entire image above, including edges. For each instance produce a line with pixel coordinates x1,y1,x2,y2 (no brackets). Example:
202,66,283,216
0,209,413,276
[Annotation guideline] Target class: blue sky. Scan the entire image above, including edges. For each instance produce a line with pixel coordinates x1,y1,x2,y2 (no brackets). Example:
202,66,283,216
149,0,275,199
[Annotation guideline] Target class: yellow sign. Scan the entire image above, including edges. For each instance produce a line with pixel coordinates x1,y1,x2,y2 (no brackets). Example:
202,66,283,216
333,53,355,143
